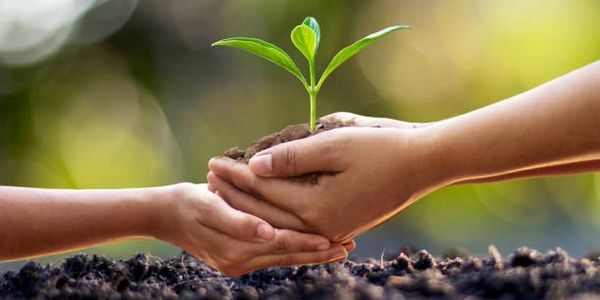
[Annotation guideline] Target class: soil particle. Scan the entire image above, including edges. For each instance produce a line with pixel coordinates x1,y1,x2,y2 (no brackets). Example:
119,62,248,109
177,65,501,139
3,247,600,299
413,250,436,271
510,247,541,268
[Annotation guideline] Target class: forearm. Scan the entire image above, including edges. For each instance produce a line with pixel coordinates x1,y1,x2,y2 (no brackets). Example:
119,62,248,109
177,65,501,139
457,159,600,184
0,185,169,261
423,61,600,184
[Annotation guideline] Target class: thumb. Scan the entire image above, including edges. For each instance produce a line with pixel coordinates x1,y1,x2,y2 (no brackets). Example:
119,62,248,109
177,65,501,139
248,133,343,177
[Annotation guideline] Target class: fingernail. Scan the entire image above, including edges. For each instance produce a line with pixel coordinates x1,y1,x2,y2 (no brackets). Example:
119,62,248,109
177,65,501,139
317,243,330,251
249,154,272,175
256,223,274,240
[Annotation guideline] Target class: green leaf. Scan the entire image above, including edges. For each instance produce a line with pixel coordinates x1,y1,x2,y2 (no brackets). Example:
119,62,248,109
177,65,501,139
317,25,410,90
302,17,320,53
291,24,317,62
212,37,307,85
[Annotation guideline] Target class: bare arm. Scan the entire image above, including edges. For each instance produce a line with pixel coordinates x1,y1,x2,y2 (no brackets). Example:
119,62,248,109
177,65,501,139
457,159,600,184
325,107,600,183
426,61,600,184
0,185,161,261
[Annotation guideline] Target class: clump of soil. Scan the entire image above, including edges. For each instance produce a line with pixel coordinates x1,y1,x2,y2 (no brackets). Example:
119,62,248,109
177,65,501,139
2,246,600,299
224,118,353,163
224,118,354,184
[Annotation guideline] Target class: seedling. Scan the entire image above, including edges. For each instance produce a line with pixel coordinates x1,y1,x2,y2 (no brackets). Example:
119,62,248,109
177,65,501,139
213,17,409,132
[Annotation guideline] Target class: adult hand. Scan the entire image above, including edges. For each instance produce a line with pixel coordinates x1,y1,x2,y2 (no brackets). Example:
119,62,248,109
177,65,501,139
323,113,600,184
207,127,448,243
208,60,600,246
151,183,351,277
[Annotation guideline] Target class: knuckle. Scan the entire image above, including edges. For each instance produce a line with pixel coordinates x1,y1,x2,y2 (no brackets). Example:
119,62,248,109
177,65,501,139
246,175,261,194
239,215,256,233
274,236,289,252
284,144,298,175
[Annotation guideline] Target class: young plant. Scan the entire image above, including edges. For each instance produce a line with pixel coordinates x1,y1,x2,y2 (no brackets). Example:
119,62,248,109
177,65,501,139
213,17,409,132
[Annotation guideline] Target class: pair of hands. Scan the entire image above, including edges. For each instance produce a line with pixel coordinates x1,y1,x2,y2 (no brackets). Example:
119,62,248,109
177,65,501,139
204,113,439,252
174,62,600,276
157,113,431,277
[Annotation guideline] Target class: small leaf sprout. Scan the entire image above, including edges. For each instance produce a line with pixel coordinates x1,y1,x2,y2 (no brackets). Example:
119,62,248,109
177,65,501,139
213,17,409,132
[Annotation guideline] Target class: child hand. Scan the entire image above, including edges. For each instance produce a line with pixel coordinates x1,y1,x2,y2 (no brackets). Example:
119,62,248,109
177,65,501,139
151,183,349,277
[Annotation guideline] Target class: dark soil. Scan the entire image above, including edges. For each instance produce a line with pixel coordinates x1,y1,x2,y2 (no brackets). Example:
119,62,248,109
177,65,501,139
3,246,600,299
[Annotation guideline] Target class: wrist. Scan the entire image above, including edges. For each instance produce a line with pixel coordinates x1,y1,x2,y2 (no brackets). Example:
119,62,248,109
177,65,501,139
405,126,461,189
141,184,180,240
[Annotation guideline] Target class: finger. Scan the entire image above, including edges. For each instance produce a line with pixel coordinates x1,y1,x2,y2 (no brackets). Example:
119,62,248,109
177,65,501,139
207,179,216,192
343,240,357,252
239,245,347,274
202,225,334,256
321,112,358,124
200,224,332,256
208,158,308,213
208,157,266,194
256,229,332,254
199,191,275,242
246,131,345,177
207,171,309,231
322,112,419,129
330,256,348,264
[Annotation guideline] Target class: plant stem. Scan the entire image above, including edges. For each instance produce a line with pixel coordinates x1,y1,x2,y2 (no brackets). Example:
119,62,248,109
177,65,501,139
309,91,317,132
309,60,317,132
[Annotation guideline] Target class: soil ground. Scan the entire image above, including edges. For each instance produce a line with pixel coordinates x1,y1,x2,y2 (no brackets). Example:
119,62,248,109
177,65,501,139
2,246,600,299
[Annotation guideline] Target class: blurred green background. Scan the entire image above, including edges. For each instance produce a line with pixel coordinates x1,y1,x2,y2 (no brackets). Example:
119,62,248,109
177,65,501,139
1,0,600,271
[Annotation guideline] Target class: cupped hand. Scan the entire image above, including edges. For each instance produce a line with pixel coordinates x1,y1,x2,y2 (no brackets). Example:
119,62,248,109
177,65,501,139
207,126,446,243
151,183,352,277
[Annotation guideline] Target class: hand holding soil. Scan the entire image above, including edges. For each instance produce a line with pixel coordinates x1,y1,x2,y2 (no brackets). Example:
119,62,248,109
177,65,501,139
208,61,600,245
208,127,439,243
